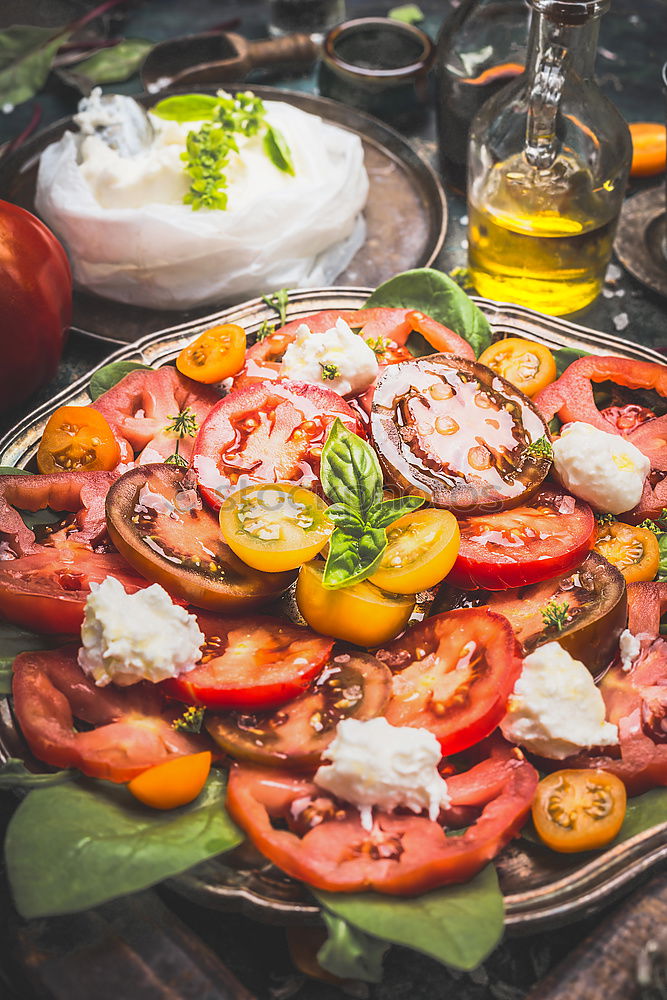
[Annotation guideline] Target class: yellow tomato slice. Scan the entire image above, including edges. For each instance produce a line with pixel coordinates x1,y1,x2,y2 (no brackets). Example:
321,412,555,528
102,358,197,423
296,560,415,646
532,769,626,853
219,483,332,572
37,405,120,474
128,751,212,810
594,521,660,583
369,508,460,594
176,324,246,384
478,338,557,397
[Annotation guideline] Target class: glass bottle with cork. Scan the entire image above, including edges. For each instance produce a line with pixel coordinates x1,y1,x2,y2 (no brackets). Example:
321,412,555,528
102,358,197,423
466,0,632,316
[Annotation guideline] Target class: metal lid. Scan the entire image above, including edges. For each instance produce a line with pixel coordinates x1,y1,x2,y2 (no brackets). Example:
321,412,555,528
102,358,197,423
528,0,610,24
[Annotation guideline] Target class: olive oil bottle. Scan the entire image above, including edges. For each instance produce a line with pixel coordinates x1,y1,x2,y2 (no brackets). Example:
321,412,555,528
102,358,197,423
467,0,631,316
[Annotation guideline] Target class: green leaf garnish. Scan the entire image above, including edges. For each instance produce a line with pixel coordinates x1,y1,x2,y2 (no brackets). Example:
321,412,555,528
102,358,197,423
319,362,340,381
317,910,388,983
89,361,153,401
263,122,296,175
255,319,275,342
172,705,205,734
262,288,290,326
164,453,188,468
66,38,153,86
321,418,383,517
152,93,220,123
182,120,233,211
525,435,553,459
541,599,570,632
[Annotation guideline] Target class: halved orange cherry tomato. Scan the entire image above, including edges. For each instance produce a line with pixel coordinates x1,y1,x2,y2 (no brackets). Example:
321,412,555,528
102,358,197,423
128,751,212,809
369,509,460,594
176,324,246,384
37,405,120,474
594,520,660,583
629,123,667,178
532,770,626,853
296,560,415,646
478,338,557,397
218,483,332,572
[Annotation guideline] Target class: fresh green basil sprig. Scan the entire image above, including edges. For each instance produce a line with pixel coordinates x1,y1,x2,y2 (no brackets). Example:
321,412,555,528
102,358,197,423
319,419,423,589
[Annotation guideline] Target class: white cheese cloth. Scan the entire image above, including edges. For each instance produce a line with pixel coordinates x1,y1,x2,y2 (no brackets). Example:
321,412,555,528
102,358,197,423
35,100,369,309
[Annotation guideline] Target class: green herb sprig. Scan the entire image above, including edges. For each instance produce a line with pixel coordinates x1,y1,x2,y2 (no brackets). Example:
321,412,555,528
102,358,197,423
172,706,205,734
262,288,290,326
525,436,553,460
320,362,340,381
541,599,570,632
595,512,615,526
319,419,424,589
165,407,198,468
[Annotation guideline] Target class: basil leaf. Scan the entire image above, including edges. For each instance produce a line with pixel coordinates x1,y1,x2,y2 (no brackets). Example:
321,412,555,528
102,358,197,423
364,268,492,358
322,525,386,589
263,123,295,175
5,770,242,918
368,495,424,529
325,503,366,530
0,24,70,108
0,758,74,790
321,419,382,516
67,38,153,86
318,910,388,983
551,346,588,377
89,360,152,400
315,864,504,972
151,93,220,123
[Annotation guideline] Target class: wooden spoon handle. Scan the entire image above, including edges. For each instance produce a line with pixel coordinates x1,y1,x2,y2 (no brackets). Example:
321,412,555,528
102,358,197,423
244,34,319,70
524,872,667,1000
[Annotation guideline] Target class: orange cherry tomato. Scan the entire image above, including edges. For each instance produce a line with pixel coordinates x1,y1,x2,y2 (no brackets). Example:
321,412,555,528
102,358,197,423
128,751,212,810
594,520,660,583
532,769,626,853
37,405,120,474
629,123,667,178
176,324,246,384
478,338,557,397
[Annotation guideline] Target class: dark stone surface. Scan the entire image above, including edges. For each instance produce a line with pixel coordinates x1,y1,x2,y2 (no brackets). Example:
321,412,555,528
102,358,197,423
0,1,666,997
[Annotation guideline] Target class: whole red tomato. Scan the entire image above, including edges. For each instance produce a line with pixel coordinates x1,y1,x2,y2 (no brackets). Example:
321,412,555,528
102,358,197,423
0,200,72,413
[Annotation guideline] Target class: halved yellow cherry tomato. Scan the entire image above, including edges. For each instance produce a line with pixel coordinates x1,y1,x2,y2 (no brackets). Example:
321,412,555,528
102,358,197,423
296,560,415,646
219,483,332,572
369,508,460,594
37,405,120,474
594,521,660,583
629,123,667,178
478,338,557,397
176,324,246,384
532,769,626,853
128,751,212,810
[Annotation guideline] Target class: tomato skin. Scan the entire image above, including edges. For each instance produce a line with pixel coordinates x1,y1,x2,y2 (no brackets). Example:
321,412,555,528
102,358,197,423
448,487,596,590
0,201,71,413
177,324,246,384
37,406,120,474
478,338,557,398
226,740,538,895
532,770,626,852
594,521,660,583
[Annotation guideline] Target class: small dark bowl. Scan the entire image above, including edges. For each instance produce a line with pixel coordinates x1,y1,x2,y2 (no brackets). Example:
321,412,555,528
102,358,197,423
318,17,434,126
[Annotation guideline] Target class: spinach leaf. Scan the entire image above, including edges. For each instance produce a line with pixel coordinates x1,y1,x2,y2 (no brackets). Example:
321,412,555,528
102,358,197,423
0,622,56,694
314,864,503,972
364,268,493,357
320,418,382,516
552,345,588,377
151,93,220,123
89,360,152,400
66,38,153,86
610,787,667,846
0,24,70,108
5,769,242,918
0,758,74,790
323,524,386,590
318,910,389,983
263,123,295,175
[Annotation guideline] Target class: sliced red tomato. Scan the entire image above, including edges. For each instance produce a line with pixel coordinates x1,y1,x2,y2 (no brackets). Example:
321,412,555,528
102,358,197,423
0,470,116,559
377,608,522,754
192,380,363,511
12,646,207,782
601,404,655,433
627,415,667,471
161,613,334,710
627,580,667,636
448,486,595,590
226,739,538,895
0,546,153,634
93,365,219,464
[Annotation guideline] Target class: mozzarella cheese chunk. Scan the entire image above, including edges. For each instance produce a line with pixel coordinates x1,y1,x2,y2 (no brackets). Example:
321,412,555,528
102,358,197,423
78,576,204,687
500,641,618,759
552,421,650,514
619,628,642,672
280,319,379,397
314,717,450,830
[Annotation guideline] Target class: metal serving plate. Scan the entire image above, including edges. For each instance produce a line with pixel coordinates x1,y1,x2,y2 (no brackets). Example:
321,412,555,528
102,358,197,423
1,288,666,934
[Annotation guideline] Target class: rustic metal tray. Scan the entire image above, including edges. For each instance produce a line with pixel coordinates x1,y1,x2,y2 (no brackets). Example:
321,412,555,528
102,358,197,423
1,288,666,934
0,87,447,346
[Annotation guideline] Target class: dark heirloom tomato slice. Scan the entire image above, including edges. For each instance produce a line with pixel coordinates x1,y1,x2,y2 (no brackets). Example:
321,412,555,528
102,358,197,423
226,740,538,895
448,486,595,590
371,354,551,516
161,613,334,710
106,464,294,611
435,552,627,676
206,650,392,767
192,380,363,511
12,646,207,782
0,470,117,558
376,608,522,754
0,547,153,634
